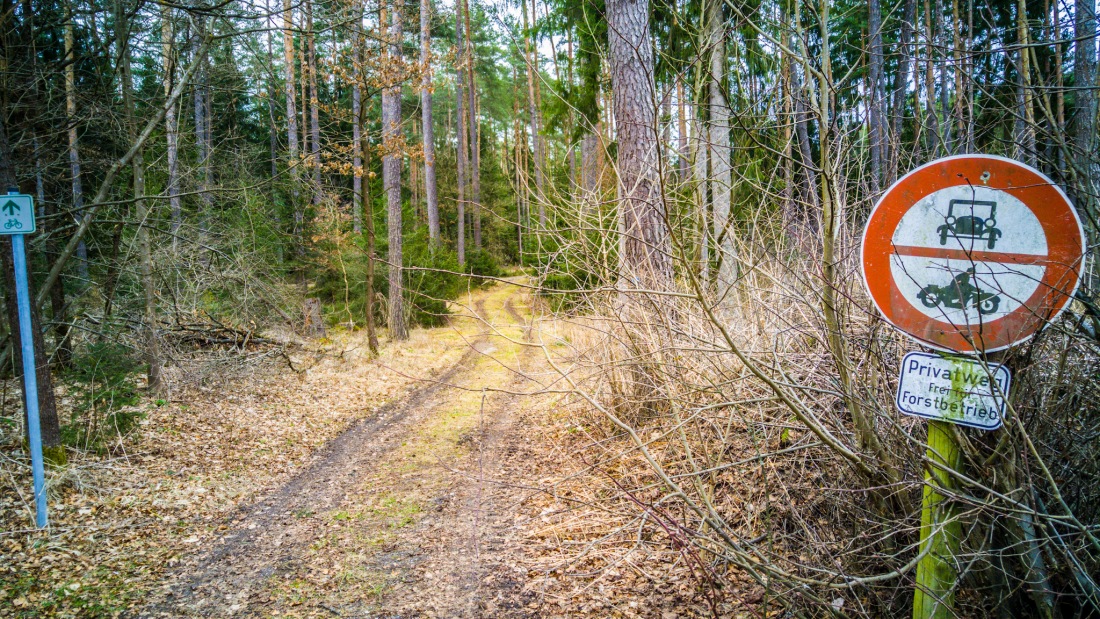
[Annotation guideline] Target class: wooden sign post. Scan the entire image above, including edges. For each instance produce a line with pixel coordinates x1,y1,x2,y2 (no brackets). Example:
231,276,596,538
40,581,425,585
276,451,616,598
860,156,1085,618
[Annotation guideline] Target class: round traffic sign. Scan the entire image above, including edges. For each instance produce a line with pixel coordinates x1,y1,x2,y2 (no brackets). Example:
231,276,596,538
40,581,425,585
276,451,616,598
861,155,1086,353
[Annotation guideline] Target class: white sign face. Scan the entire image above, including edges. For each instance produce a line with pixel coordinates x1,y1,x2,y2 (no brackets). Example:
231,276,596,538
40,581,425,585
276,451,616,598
895,352,1010,431
862,155,1085,353
0,194,35,235
889,185,1046,326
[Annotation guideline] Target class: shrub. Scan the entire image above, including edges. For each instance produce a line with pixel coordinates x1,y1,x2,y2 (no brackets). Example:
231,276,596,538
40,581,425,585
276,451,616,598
62,342,144,452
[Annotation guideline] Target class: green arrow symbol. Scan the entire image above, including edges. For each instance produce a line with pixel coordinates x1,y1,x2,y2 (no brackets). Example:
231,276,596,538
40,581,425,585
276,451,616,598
2,200,20,216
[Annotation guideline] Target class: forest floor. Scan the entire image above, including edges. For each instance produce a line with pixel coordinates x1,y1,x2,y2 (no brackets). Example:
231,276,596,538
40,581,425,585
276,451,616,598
0,280,722,618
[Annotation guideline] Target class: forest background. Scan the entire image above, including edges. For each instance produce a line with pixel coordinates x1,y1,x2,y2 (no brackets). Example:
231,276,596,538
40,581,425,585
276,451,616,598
1,0,1100,614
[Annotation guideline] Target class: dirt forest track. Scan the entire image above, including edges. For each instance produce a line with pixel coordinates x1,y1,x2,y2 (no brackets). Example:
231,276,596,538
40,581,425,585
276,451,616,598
137,285,546,618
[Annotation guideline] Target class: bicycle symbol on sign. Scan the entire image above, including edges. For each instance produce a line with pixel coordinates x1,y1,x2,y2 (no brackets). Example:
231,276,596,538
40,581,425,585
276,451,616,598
4,220,23,231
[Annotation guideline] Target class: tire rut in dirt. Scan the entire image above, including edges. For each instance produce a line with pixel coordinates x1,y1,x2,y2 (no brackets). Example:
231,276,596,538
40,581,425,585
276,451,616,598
136,301,493,618
367,314,540,618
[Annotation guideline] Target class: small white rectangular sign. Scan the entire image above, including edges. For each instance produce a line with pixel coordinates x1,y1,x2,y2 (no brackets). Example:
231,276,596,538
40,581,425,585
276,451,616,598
895,351,1010,431
0,194,35,234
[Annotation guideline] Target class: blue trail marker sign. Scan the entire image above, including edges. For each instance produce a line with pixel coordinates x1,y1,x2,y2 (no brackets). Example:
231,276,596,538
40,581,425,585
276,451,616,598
1,194,36,233
3,190,45,528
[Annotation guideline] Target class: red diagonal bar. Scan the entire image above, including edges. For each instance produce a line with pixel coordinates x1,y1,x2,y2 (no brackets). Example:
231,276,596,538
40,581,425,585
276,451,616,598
891,244,1048,265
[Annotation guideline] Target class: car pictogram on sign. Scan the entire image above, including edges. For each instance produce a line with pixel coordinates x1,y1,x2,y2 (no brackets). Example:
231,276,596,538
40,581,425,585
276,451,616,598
861,155,1085,354
937,199,1001,249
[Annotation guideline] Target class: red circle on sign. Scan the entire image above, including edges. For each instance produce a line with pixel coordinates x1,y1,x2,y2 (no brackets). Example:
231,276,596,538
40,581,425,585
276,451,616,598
861,155,1085,354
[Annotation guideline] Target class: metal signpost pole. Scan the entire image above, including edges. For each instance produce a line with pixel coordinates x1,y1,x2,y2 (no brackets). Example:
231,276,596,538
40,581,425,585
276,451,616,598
4,189,46,528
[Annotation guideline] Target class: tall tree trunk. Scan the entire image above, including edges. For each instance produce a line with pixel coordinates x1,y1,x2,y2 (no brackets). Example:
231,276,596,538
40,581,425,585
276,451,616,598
923,0,941,154
707,0,735,298
1016,0,1037,166
384,0,408,340
353,2,364,235
462,0,481,248
522,0,545,226
363,111,379,354
64,0,89,283
889,0,916,181
691,112,709,285
163,7,182,252
0,116,62,457
305,0,323,206
608,0,671,285
1075,0,1098,222
868,0,885,192
283,0,303,257
193,17,212,234
454,0,467,265
676,75,688,183
421,0,439,247
513,74,525,259
266,0,280,193
116,0,162,392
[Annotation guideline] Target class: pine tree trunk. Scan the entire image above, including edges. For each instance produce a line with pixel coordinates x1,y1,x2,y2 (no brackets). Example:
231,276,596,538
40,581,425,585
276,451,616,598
363,116,379,354
306,0,323,206
384,0,408,340
454,0,467,265
691,113,709,285
522,0,545,226
868,0,885,192
283,0,302,256
1015,0,1036,166
608,0,671,285
421,0,439,247
1075,0,1097,222
889,0,916,181
462,0,481,249
923,0,941,154
352,2,364,235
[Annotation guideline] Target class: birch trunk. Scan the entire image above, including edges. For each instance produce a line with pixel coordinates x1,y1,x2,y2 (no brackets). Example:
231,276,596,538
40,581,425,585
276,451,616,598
707,0,735,299
676,75,688,183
